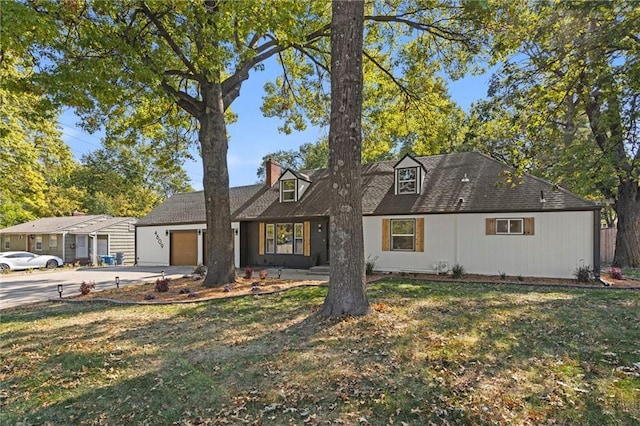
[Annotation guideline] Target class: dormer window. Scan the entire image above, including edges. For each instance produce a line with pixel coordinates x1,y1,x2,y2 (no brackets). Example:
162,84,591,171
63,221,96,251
281,180,296,202
393,154,426,195
397,167,417,194
278,169,311,203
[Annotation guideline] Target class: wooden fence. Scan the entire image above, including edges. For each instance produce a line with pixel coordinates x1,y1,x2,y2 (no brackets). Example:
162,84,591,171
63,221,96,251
600,227,617,264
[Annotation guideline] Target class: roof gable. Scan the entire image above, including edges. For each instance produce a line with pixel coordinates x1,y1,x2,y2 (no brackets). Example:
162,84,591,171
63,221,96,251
393,153,427,172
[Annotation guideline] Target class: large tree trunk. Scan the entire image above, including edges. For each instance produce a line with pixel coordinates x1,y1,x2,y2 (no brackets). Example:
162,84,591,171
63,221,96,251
320,0,369,317
200,82,236,287
613,178,640,267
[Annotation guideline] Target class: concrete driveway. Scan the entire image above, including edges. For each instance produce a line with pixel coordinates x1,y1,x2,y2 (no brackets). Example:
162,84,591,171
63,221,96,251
0,266,194,310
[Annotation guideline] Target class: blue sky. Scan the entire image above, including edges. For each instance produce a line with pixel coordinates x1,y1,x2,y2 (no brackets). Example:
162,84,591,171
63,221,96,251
60,66,492,191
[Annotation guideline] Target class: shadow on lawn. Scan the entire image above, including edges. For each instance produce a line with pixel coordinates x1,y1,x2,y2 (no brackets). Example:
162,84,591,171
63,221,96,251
3,282,639,425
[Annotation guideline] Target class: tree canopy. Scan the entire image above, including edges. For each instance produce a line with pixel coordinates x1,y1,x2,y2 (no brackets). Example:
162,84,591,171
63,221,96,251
465,0,639,267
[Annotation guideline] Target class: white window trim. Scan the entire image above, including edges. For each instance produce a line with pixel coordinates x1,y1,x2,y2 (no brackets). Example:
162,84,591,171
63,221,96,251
496,218,524,235
35,235,43,251
281,180,297,202
265,224,275,254
396,167,418,194
49,234,58,248
390,218,416,251
294,223,304,255
265,222,305,255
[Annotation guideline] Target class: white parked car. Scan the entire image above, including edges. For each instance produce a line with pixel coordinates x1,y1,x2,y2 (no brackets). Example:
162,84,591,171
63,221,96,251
0,251,63,271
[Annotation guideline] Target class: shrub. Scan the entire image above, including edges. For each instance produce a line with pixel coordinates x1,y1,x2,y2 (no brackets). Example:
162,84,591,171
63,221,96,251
79,281,96,295
451,264,465,279
244,267,253,279
574,264,592,283
259,270,268,280
193,264,207,276
155,278,169,292
499,271,507,280
608,266,624,280
517,275,524,282
366,255,378,275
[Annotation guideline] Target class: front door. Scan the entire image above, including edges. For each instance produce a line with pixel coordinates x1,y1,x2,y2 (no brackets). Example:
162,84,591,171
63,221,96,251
76,235,88,258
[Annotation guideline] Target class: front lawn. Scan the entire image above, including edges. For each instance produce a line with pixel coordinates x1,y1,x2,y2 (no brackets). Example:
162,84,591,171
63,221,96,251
1,281,638,425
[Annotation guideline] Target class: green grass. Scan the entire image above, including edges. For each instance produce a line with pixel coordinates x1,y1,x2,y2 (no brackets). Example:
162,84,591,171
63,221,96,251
1,281,639,425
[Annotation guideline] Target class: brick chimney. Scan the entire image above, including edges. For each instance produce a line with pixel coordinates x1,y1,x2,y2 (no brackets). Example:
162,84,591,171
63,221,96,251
265,159,281,187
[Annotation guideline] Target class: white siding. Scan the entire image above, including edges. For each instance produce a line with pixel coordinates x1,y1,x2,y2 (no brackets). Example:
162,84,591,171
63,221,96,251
364,211,595,279
136,223,240,268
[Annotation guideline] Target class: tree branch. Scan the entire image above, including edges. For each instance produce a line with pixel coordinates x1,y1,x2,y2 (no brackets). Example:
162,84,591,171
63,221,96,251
365,14,471,43
139,2,200,78
160,80,201,118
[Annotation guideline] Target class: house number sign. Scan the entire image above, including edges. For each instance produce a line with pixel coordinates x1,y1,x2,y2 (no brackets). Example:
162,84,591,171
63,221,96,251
154,231,165,249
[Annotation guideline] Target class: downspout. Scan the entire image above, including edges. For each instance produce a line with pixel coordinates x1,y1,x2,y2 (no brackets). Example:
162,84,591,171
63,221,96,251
134,225,138,266
62,232,67,264
593,209,607,286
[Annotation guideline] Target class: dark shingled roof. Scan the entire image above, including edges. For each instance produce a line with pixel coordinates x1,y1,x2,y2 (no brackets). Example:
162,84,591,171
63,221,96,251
136,184,264,226
137,152,598,226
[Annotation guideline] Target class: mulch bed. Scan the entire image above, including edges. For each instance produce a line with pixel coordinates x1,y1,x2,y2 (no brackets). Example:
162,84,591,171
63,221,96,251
70,276,328,303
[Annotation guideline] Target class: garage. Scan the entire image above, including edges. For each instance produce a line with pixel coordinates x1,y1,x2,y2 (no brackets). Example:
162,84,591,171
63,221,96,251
170,231,197,266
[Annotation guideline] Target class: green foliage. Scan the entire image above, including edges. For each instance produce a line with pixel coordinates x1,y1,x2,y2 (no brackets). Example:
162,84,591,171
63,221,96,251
366,255,378,276
465,0,640,266
0,55,77,226
451,264,465,279
574,264,593,283
67,145,191,217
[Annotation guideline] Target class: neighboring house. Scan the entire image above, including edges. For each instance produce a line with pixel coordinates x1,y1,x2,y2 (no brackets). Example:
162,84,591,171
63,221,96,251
136,152,600,279
0,213,137,266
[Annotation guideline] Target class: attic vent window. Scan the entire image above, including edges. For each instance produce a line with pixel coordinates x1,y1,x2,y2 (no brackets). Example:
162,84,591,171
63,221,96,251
281,180,296,202
397,167,418,194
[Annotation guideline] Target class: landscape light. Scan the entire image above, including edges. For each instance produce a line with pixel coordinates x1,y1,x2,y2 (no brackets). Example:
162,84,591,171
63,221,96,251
57,284,63,298
115,276,120,288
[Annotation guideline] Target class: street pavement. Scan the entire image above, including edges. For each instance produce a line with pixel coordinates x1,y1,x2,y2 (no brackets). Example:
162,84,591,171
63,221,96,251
0,265,193,310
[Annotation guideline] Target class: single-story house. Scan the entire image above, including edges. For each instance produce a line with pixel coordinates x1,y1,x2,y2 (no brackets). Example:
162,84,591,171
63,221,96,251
0,213,137,265
135,152,600,279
